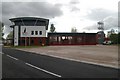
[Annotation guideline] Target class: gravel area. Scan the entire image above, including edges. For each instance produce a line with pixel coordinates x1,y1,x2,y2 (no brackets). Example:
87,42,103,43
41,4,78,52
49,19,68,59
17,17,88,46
16,45,118,68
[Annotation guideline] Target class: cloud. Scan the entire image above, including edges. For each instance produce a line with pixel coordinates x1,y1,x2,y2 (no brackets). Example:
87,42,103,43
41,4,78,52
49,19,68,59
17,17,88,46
67,0,80,12
103,16,118,30
70,0,80,5
83,23,98,30
2,2,63,25
85,8,116,21
70,6,80,12
83,8,118,30
118,8,120,28
1,2,63,38
83,16,118,30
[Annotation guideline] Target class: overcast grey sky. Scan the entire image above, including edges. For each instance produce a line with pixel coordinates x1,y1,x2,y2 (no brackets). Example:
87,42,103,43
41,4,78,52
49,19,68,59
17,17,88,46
1,0,119,38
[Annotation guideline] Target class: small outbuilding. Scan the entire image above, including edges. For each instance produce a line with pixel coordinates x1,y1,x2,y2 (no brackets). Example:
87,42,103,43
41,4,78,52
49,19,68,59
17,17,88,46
47,33,97,45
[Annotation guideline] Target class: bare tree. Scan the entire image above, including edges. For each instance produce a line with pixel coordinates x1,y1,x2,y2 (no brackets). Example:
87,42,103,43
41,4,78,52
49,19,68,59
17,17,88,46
71,27,77,33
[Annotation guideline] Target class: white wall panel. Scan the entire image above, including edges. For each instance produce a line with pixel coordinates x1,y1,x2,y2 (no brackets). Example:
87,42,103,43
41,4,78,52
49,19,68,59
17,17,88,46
20,26,46,37
14,26,18,46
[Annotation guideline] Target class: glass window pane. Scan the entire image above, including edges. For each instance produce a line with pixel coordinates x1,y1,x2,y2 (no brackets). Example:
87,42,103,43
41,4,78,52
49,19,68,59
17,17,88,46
39,31,42,35
35,31,38,35
31,31,34,35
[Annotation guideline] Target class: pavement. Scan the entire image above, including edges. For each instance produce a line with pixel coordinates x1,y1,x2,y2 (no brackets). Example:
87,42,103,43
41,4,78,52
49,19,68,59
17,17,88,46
2,47,119,78
16,45,119,68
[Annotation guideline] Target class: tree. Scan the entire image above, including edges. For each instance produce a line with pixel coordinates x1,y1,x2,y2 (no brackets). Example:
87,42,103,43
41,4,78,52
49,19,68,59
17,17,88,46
109,33,118,44
111,29,115,34
50,24,55,33
0,22,4,40
107,29,116,38
71,27,77,33
6,31,13,39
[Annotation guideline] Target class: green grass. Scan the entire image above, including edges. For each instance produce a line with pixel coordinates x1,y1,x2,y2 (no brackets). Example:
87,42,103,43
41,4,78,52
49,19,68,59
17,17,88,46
4,45,47,48
118,44,120,47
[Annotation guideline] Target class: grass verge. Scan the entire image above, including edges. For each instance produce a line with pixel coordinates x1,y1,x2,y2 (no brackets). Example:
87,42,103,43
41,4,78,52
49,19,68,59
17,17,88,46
3,45,47,48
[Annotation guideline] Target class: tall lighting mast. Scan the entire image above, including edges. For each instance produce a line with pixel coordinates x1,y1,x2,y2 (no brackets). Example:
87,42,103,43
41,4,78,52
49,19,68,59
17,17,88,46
97,21,105,44
97,21,104,31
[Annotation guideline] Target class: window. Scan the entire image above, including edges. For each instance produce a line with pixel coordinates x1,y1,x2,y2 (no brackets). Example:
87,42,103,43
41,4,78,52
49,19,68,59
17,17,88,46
22,40,25,44
62,36,65,40
39,31,42,35
31,31,34,35
35,31,38,35
39,39,42,44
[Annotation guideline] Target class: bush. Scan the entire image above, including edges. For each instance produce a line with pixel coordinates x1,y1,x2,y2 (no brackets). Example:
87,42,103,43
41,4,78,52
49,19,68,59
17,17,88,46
109,33,118,44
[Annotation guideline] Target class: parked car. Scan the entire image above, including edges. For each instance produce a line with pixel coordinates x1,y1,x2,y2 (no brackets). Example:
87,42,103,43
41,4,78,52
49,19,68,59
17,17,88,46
102,40,112,45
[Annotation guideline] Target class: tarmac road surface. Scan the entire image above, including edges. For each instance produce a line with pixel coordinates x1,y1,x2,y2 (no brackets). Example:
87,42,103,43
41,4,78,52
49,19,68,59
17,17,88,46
2,47,119,78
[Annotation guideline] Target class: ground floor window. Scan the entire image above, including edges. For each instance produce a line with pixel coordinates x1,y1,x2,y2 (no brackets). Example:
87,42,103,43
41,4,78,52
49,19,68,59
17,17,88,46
31,39,34,44
22,40,25,44
39,39,42,44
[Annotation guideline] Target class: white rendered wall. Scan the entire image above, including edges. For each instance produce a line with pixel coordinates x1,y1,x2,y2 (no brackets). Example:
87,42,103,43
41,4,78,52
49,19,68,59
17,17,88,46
20,26,46,37
14,26,19,46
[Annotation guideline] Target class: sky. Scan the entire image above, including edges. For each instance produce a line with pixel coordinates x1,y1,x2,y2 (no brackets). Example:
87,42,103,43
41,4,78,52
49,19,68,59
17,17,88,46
0,0,119,38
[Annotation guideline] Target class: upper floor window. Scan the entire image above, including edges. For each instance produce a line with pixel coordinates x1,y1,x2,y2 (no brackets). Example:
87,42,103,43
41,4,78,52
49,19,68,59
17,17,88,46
39,31,42,35
31,31,34,35
35,31,38,35
31,31,42,35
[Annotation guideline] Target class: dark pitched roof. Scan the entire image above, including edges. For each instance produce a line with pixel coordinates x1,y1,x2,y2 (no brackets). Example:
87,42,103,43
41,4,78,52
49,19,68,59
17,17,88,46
9,17,49,22
9,17,49,30
48,32,97,36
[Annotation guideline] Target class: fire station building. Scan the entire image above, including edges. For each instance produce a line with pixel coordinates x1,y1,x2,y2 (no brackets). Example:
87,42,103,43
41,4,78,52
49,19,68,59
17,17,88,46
9,17,104,46
9,17,49,46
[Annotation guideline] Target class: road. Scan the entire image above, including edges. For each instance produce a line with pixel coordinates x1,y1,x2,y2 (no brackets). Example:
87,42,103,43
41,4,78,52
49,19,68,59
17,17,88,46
2,47,119,78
